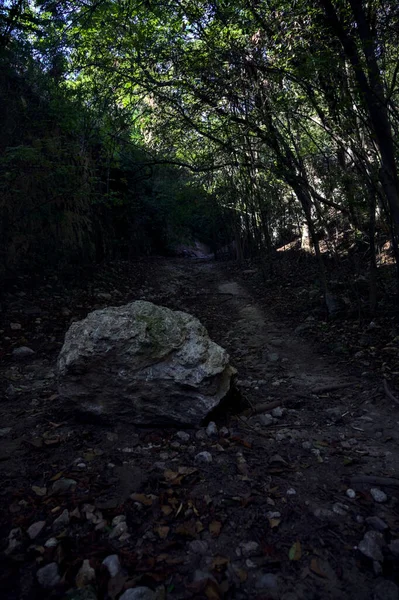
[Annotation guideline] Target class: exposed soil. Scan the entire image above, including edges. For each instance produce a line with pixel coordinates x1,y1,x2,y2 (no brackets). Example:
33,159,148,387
1,258,399,600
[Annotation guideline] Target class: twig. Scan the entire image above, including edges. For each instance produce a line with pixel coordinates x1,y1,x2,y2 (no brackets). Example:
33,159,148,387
383,378,399,405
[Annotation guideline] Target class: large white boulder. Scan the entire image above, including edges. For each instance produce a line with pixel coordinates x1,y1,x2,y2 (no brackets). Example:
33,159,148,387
57,301,235,425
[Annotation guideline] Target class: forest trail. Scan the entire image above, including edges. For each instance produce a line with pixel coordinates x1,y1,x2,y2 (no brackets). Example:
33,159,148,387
1,258,399,600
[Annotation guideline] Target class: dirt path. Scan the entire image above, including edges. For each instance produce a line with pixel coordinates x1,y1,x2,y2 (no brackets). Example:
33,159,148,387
1,258,399,600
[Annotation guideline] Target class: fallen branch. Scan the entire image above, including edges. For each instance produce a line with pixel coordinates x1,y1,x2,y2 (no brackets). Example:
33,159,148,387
350,475,399,488
250,400,283,415
383,378,399,405
311,382,357,394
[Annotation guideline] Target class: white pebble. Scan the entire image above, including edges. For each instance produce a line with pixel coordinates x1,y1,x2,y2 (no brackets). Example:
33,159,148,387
370,488,387,503
346,488,356,499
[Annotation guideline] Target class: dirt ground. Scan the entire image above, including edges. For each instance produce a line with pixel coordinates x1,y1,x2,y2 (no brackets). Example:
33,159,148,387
1,257,399,600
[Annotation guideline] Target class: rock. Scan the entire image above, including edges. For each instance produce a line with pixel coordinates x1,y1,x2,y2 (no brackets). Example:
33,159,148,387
37,563,61,589
358,530,384,562
53,509,69,532
286,488,297,496
176,431,190,442
259,413,273,426
10,322,22,330
240,541,260,557
58,301,235,425
370,488,388,503
219,426,230,437
188,540,209,554
313,507,334,520
27,521,46,540
111,515,126,526
52,478,77,493
388,540,399,558
271,406,284,418
374,580,399,600
12,346,35,359
333,502,349,516
195,429,207,440
45,538,58,548
76,559,96,587
206,421,218,437
5,528,23,555
119,587,156,600
97,292,112,301
0,427,12,437
255,573,278,594
109,521,128,539
268,353,279,362
102,554,121,577
346,488,356,499
366,517,388,532
66,587,97,600
194,451,212,465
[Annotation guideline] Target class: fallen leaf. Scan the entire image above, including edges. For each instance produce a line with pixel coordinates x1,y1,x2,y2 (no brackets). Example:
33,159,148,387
310,558,328,578
175,521,197,538
130,493,154,506
205,580,222,600
268,518,281,529
209,520,222,537
211,556,229,571
50,471,64,482
155,526,170,539
161,505,173,516
289,540,302,561
32,485,47,496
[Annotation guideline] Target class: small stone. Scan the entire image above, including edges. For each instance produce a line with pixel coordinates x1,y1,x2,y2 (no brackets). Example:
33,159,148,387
119,587,156,600
268,353,279,362
195,430,207,440
271,407,284,418
5,528,23,555
256,573,278,593
219,426,230,437
0,427,12,437
240,541,260,557
37,563,61,589
259,413,273,426
286,488,296,496
370,488,388,503
52,478,77,493
194,451,212,465
102,554,121,577
45,538,58,548
76,559,96,587
374,580,399,600
314,507,334,520
188,540,209,554
245,559,257,569
346,489,356,499
12,346,35,359
366,517,388,532
358,530,384,562
53,509,69,532
109,521,128,539
333,502,349,516
176,431,190,442
266,511,281,519
111,515,126,527
206,421,218,437
10,322,22,330
27,521,46,540
388,539,399,558
76,463,87,470
302,441,312,449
